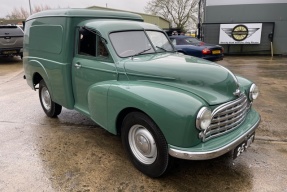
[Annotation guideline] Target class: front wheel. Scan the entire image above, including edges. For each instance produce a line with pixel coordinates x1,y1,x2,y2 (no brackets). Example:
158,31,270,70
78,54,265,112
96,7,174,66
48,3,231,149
121,112,170,178
39,80,62,118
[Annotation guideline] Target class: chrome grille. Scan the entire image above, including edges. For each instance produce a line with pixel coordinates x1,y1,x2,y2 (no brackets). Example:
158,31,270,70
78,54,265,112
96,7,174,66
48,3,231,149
201,94,250,142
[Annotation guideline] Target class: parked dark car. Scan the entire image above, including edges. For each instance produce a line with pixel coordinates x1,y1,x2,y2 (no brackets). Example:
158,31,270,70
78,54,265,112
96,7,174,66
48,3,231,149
169,35,224,61
0,25,23,58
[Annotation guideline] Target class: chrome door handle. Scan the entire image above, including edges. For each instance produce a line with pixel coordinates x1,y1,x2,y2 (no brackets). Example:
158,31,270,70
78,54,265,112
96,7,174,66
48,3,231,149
74,63,81,69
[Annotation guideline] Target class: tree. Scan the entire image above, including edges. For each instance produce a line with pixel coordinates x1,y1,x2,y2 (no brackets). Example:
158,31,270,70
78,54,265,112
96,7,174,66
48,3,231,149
145,0,199,31
5,5,51,19
5,7,29,19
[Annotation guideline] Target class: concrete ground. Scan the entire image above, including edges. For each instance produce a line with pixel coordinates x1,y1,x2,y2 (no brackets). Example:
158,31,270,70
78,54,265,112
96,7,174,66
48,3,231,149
0,56,286,192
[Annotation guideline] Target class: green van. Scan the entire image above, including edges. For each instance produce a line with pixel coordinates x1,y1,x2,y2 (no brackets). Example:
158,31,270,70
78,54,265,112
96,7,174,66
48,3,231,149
23,9,260,177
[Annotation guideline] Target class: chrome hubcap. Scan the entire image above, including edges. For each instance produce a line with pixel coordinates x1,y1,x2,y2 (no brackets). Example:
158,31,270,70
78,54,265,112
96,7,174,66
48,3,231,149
41,87,51,111
128,125,157,164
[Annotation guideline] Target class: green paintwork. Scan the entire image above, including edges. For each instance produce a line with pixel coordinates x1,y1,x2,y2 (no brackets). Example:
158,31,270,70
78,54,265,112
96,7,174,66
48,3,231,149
23,9,260,150
23,9,144,109
169,108,260,151
107,81,206,147
122,53,238,105
27,9,143,22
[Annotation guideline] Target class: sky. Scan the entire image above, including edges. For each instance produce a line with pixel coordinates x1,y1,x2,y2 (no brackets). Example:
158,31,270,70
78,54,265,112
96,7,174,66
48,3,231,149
0,0,150,18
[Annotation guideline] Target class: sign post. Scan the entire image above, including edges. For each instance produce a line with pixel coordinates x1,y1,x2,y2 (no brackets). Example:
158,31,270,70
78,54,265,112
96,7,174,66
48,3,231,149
268,32,274,57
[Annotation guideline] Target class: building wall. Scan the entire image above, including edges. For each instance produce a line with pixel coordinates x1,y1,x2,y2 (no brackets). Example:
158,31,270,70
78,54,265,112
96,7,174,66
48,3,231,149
204,1,287,55
141,15,170,29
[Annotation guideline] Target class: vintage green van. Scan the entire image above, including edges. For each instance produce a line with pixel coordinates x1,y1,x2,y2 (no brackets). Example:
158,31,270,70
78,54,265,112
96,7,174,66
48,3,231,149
23,9,260,177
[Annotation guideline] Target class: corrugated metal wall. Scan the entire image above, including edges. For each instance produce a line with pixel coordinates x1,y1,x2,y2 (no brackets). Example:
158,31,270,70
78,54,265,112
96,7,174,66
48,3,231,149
204,2,287,55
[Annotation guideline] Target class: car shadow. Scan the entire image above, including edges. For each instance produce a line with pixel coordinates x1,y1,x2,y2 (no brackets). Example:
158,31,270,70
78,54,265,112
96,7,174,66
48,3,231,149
161,155,252,191
0,56,22,64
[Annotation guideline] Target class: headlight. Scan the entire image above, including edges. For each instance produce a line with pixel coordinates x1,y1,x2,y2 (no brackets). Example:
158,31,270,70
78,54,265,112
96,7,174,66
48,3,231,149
249,84,259,100
196,107,212,130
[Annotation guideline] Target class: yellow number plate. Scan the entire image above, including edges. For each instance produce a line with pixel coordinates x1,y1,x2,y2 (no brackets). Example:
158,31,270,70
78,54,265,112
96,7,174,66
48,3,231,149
212,50,221,54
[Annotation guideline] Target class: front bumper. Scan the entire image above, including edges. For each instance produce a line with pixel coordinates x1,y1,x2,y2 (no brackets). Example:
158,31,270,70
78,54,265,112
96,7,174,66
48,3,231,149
168,109,260,160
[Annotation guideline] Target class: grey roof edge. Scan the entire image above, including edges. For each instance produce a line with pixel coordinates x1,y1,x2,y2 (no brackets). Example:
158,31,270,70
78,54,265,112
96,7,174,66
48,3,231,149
87,6,170,23
26,8,143,22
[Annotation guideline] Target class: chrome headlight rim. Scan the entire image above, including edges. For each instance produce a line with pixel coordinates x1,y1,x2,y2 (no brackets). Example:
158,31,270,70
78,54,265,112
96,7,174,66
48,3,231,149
249,84,259,101
196,107,212,130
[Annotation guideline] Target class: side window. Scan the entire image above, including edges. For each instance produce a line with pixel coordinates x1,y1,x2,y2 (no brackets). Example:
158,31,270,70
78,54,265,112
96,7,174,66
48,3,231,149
178,39,186,45
79,29,96,56
97,39,109,57
78,28,109,59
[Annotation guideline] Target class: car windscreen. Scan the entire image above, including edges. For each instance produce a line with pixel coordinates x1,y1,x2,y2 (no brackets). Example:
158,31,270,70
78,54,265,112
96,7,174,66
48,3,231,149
146,31,173,52
182,37,202,45
0,26,23,37
109,30,173,58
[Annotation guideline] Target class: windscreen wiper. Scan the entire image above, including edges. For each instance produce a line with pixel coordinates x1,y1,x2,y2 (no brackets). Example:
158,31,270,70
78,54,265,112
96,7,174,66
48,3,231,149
156,46,167,52
131,48,151,58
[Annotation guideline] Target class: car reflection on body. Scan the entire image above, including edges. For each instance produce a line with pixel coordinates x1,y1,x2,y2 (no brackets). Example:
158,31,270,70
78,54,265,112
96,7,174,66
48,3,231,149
169,35,224,61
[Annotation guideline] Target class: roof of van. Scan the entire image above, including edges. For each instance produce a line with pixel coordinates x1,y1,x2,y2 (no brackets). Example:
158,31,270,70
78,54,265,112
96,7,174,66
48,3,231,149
26,9,144,22
81,20,161,35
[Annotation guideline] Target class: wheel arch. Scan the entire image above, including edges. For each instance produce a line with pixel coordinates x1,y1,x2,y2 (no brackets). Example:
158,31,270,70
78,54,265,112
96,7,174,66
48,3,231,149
107,82,206,147
116,107,153,136
33,72,43,87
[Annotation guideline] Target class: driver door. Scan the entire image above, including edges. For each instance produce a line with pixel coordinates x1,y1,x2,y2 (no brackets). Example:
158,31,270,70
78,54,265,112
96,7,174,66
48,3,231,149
72,27,117,116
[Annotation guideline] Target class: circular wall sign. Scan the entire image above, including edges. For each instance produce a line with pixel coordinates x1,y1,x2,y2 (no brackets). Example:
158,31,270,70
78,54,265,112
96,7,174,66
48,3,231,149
231,25,249,41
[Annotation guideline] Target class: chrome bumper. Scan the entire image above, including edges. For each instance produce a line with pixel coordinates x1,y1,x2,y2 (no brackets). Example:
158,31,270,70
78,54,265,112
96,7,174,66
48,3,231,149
168,117,260,160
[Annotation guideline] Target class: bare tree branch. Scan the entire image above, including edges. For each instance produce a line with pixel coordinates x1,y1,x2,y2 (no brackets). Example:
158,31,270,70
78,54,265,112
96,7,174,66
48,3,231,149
145,0,199,31
5,5,52,19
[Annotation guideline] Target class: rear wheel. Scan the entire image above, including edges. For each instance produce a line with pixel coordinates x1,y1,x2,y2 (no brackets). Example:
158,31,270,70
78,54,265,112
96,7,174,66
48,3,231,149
121,112,170,178
39,80,62,117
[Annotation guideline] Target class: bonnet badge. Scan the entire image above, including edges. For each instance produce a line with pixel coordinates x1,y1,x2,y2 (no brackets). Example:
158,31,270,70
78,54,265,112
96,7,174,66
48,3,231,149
233,88,241,96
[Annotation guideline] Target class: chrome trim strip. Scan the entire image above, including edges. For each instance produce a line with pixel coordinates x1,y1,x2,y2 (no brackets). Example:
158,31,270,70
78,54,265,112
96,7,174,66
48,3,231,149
201,94,250,141
212,102,247,123
206,114,247,138
209,110,246,129
211,94,245,117
168,117,260,160
213,98,247,117
125,72,176,80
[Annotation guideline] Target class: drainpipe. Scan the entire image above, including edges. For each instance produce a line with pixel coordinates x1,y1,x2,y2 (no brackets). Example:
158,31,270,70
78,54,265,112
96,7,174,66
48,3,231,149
197,0,201,40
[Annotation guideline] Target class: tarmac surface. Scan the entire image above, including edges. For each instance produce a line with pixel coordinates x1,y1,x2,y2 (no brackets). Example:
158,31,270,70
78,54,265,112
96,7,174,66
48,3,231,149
0,56,286,191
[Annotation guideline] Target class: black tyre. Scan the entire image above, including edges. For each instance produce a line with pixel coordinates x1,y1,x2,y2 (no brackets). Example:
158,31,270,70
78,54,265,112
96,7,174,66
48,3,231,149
39,80,62,118
121,112,170,178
